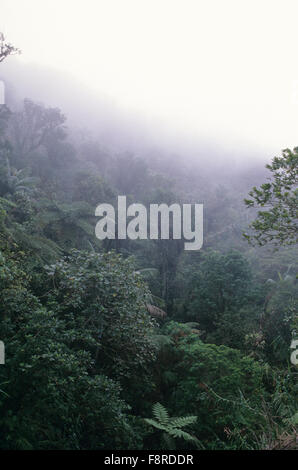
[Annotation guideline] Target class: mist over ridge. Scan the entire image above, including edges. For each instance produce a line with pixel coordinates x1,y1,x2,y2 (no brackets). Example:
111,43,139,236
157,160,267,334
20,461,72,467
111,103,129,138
0,57,269,180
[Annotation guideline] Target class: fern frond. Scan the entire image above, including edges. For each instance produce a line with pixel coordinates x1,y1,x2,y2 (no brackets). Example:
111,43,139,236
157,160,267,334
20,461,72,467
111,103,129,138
144,418,168,432
152,402,170,425
145,403,202,449
168,427,199,445
169,415,197,428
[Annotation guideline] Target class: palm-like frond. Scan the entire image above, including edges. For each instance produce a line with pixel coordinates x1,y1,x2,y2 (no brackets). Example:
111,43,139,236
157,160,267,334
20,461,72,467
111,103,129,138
152,402,169,425
169,415,197,429
167,427,199,445
145,403,201,449
144,419,168,432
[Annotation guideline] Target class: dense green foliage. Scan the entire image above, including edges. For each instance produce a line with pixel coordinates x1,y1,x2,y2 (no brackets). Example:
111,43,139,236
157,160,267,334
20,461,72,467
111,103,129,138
0,44,297,449
244,148,298,246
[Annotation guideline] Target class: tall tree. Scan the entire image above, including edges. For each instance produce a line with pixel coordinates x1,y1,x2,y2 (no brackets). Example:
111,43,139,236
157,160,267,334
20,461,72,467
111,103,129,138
244,148,298,247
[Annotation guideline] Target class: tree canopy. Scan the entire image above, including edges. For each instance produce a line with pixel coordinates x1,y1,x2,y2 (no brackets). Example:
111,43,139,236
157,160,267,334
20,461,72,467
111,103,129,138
244,148,298,247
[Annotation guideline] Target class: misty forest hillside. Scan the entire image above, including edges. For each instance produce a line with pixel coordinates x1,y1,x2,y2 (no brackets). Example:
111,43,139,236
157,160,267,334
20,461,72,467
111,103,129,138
0,42,297,450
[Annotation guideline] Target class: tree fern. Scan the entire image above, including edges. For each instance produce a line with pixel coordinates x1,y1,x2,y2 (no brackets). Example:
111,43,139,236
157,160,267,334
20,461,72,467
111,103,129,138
145,403,201,450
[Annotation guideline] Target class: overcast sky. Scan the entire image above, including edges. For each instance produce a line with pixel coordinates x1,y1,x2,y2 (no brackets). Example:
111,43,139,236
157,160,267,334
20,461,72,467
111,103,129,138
1,0,298,155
